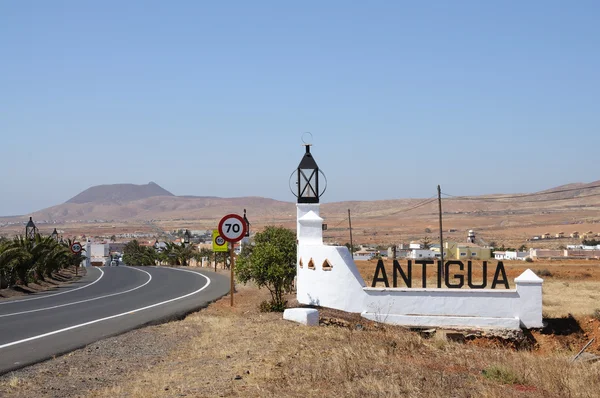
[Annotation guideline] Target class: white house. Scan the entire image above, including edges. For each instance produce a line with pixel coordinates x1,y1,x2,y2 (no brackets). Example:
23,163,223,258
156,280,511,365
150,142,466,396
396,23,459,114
353,248,378,261
407,249,439,259
493,251,528,261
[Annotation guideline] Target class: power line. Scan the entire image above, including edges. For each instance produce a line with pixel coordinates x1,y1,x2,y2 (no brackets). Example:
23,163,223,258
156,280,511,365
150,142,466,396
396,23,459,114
442,191,600,203
386,196,438,216
325,195,437,232
442,183,600,201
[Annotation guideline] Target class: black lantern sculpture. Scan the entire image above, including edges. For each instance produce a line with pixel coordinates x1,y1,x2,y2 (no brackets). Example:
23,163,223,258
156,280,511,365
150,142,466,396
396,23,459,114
26,217,37,241
184,229,191,245
243,209,250,237
51,228,59,242
290,144,327,203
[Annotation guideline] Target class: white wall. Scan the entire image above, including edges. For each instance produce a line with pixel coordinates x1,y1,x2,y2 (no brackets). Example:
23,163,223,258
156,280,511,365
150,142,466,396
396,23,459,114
494,251,528,260
408,249,439,259
296,204,544,330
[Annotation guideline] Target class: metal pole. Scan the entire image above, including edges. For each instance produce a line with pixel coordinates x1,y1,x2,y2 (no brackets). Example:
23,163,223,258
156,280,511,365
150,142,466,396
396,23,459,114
348,209,354,254
230,243,235,306
438,185,444,279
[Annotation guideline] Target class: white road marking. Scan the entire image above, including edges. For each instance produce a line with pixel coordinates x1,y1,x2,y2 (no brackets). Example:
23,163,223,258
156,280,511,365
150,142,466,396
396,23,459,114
0,267,104,305
0,267,211,350
0,267,152,318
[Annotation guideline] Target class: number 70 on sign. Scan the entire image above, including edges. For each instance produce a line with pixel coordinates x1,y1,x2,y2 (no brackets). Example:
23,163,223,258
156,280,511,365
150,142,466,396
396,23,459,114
218,214,248,243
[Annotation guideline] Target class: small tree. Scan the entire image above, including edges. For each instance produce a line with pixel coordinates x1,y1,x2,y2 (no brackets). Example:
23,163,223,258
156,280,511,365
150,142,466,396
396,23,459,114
236,226,296,312
420,236,432,249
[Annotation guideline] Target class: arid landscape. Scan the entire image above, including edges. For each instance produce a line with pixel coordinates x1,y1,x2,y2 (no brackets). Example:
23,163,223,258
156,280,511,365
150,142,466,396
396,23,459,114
2,181,600,250
1,261,599,398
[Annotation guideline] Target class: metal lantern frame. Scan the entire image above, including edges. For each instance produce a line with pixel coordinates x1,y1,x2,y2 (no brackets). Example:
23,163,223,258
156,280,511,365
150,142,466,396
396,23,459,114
26,217,37,241
290,145,327,203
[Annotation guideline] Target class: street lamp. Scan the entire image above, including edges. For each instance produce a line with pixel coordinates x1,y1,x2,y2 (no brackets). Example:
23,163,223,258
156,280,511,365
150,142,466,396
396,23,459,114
51,228,59,242
26,217,37,241
243,209,250,237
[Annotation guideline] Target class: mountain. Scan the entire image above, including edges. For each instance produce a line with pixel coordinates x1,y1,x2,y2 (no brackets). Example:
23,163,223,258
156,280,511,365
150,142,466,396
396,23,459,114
66,182,174,204
27,196,294,223
2,180,599,231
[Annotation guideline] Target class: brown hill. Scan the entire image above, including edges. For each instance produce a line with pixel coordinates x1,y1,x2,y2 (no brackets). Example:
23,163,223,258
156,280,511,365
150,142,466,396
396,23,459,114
11,180,600,224
28,196,295,224
66,182,174,204
3,181,600,250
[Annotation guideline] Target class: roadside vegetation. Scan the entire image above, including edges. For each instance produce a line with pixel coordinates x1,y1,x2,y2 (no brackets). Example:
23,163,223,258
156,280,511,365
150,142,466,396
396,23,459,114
236,226,297,312
0,234,83,288
122,239,213,267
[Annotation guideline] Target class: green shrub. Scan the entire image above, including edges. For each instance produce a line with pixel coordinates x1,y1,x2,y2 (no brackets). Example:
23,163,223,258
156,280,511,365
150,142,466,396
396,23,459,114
592,309,600,321
236,226,296,312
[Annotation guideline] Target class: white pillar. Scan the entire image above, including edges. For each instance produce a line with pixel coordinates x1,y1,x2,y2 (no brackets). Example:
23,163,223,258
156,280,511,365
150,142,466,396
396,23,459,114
296,204,320,240
298,210,323,246
514,269,544,328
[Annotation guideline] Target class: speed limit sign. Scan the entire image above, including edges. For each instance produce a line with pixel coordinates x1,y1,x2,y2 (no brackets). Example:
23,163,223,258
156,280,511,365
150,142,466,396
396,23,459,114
218,213,247,243
70,242,83,254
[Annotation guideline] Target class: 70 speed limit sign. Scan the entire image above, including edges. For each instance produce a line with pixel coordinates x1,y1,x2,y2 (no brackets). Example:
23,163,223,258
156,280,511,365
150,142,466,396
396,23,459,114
218,214,247,243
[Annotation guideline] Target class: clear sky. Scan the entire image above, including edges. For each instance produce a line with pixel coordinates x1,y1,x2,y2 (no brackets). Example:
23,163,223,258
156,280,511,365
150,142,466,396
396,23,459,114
1,1,599,216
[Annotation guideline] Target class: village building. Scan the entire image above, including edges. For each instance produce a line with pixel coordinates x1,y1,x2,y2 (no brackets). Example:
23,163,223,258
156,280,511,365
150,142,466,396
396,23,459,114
493,251,529,261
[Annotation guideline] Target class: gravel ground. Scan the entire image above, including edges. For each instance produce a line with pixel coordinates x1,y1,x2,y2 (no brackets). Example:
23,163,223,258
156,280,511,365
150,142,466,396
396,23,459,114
0,310,199,397
0,267,232,398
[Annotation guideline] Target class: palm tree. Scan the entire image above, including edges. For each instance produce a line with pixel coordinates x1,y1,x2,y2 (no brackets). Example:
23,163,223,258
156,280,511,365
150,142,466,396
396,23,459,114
161,242,196,266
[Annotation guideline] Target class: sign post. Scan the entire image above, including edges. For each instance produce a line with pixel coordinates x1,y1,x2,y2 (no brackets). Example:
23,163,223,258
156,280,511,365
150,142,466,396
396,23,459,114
212,229,228,272
218,214,248,306
70,241,83,276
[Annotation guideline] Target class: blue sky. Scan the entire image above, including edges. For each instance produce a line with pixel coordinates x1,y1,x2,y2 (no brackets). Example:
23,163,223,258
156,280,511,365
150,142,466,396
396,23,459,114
1,1,599,216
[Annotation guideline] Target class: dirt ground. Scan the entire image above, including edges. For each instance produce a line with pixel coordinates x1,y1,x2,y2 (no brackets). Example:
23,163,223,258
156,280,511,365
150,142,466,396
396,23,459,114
0,266,84,300
1,266,599,398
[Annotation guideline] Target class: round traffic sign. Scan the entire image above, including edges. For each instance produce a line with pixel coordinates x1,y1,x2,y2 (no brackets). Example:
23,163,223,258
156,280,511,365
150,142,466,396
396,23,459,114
218,214,247,243
215,235,225,246
70,242,82,254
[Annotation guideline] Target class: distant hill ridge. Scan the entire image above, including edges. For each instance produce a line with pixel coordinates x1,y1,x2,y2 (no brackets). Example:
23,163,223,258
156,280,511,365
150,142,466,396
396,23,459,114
1,179,597,222
66,182,174,204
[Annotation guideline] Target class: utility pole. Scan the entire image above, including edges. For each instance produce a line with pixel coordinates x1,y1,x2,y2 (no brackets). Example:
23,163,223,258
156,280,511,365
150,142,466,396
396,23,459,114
348,209,354,255
438,185,444,278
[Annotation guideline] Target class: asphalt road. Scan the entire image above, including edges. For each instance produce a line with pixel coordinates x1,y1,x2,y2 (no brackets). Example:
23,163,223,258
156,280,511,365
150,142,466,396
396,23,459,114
0,266,229,375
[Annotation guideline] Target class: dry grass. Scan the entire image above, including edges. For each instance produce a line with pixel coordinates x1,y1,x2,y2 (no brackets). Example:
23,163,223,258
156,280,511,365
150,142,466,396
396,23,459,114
542,280,600,317
73,285,600,398
2,267,600,397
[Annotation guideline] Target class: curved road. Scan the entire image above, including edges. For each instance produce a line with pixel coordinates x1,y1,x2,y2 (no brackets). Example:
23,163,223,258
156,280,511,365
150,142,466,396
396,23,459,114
0,266,229,374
